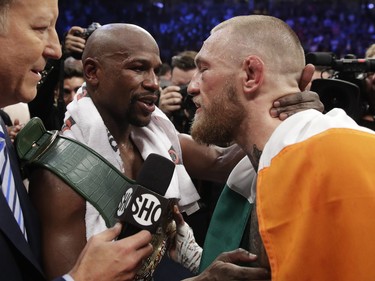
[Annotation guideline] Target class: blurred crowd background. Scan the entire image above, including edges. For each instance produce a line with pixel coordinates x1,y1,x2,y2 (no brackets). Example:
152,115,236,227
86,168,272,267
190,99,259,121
57,0,375,63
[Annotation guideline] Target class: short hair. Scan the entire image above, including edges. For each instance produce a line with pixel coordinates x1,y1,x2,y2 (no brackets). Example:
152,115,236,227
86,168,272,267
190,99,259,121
64,56,83,79
211,15,305,75
157,62,171,76
171,50,197,71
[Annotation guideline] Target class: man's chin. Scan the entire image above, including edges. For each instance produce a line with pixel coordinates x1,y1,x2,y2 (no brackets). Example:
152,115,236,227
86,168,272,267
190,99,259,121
19,88,37,103
191,126,215,146
131,117,152,128
191,122,233,147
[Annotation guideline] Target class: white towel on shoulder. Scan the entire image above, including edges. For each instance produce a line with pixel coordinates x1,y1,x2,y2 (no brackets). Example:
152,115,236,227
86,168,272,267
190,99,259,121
61,84,200,240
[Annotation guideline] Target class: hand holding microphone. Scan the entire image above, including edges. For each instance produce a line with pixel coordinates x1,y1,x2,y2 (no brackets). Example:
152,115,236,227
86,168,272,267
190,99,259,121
114,153,178,280
115,153,177,238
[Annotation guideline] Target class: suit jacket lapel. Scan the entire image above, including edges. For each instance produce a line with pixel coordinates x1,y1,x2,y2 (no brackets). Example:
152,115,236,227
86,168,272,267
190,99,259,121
0,119,44,275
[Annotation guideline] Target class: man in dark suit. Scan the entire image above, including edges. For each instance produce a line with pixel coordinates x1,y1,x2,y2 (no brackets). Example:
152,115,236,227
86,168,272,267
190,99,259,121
0,0,154,280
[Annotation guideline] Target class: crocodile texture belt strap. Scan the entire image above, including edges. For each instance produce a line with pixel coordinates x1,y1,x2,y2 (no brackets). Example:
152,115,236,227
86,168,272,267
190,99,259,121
15,117,134,227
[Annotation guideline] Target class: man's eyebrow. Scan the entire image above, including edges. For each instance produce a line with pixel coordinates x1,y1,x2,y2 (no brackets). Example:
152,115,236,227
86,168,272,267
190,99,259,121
126,58,148,64
103,53,150,65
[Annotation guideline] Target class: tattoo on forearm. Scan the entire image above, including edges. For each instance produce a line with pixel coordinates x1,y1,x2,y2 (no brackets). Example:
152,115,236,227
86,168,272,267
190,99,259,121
249,144,262,171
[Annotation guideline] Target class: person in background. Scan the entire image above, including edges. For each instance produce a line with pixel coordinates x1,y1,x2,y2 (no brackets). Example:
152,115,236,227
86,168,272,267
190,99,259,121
157,62,172,88
56,56,84,107
28,24,97,130
158,50,198,133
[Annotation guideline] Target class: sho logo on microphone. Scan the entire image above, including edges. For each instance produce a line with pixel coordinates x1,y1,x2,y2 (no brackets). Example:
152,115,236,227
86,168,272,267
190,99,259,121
132,193,162,226
117,188,134,217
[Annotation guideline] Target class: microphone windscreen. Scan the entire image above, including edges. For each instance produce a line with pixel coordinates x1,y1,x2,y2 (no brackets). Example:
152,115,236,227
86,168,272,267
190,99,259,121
115,153,176,238
136,153,175,196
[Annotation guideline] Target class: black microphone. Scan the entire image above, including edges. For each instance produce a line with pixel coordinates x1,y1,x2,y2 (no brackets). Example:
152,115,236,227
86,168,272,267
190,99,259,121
115,153,175,238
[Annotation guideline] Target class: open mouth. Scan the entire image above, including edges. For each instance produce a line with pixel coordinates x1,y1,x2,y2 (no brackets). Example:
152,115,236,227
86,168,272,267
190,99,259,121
135,95,158,113
31,69,42,79
193,98,201,109
138,94,158,104
139,98,156,106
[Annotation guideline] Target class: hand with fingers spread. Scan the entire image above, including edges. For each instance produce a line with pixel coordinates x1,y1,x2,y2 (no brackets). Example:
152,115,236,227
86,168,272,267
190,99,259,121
270,90,324,120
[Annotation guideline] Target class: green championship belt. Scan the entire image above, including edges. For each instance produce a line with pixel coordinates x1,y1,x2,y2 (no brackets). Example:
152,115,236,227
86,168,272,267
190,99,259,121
15,117,176,281
15,117,134,227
